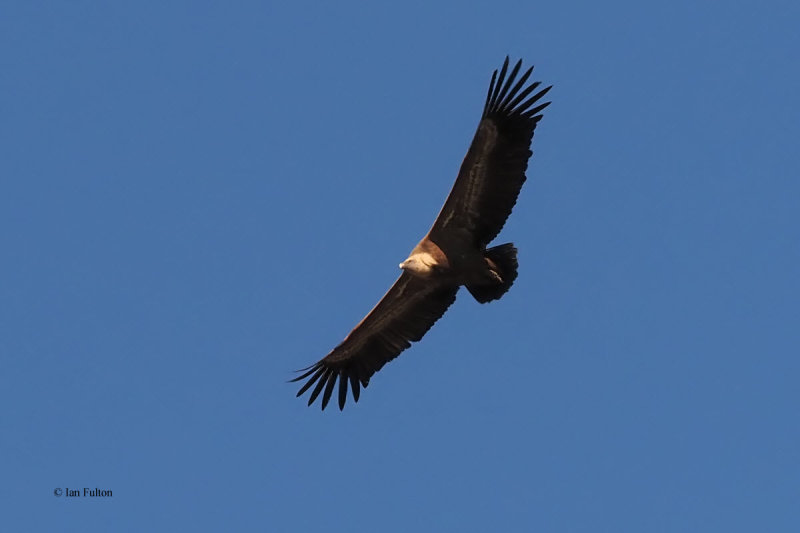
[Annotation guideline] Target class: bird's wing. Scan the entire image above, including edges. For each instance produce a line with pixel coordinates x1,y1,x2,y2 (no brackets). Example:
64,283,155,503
291,272,458,410
428,57,551,247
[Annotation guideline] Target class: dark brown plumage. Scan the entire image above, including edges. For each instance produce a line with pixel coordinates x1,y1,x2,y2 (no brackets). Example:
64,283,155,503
292,57,551,410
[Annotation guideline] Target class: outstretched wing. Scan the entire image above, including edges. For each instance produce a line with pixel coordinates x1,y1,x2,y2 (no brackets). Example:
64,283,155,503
292,272,458,410
429,57,551,247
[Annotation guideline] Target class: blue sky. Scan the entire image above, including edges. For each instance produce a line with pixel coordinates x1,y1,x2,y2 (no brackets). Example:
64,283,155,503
2,1,798,531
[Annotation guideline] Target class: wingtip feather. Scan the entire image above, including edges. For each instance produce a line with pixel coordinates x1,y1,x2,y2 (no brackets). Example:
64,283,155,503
307,368,331,406
494,59,523,108
489,57,510,110
321,371,337,410
338,371,348,410
484,58,551,121
294,366,324,397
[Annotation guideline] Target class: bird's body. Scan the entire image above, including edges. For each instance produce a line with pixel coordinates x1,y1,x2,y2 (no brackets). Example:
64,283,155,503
292,57,551,410
402,236,504,287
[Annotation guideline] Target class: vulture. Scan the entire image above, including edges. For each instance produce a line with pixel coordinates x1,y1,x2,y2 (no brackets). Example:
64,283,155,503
292,57,551,410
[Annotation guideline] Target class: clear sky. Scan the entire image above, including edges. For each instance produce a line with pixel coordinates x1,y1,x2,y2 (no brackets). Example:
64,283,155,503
2,1,798,531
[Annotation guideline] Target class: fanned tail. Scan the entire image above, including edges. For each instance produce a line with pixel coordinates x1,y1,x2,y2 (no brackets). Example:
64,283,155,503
466,243,518,303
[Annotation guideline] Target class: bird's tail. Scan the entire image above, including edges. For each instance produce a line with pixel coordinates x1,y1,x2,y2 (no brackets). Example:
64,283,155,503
466,243,519,304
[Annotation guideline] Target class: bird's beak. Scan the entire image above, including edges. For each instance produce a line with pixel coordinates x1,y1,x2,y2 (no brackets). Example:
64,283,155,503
398,260,407,270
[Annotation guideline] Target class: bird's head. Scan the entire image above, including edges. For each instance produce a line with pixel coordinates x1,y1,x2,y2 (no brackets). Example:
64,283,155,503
399,253,436,277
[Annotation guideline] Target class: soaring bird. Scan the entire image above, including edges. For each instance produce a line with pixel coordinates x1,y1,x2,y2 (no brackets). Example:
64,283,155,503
292,57,551,410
